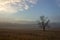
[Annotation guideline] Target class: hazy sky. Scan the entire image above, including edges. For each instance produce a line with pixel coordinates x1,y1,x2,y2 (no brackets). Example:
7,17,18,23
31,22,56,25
0,0,60,23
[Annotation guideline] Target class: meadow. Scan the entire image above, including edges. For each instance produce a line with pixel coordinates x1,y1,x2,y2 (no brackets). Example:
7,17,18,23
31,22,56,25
0,29,60,40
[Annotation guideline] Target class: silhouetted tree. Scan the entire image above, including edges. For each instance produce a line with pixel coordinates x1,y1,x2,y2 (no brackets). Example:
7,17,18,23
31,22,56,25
38,16,50,31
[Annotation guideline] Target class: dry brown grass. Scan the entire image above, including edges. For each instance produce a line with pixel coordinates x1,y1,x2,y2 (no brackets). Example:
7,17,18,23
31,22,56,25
0,29,60,40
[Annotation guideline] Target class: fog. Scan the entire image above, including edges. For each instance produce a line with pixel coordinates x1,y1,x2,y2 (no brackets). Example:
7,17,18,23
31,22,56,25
0,22,60,30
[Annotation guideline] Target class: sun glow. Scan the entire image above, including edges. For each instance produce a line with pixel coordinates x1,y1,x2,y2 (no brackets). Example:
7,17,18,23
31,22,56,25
0,0,38,14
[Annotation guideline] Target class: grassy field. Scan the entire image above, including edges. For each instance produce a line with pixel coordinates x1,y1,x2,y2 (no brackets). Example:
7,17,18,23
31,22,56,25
0,29,60,40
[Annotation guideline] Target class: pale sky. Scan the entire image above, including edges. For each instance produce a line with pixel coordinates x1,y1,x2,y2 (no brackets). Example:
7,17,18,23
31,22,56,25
0,0,60,24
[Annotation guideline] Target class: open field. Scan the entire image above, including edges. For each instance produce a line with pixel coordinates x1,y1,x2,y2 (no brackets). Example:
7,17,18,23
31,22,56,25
0,29,60,40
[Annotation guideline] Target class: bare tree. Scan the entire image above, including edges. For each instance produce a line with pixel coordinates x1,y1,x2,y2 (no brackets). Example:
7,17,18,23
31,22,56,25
38,16,50,31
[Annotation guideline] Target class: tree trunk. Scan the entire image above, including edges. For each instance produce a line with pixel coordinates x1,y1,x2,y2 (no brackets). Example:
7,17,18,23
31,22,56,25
43,26,45,31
